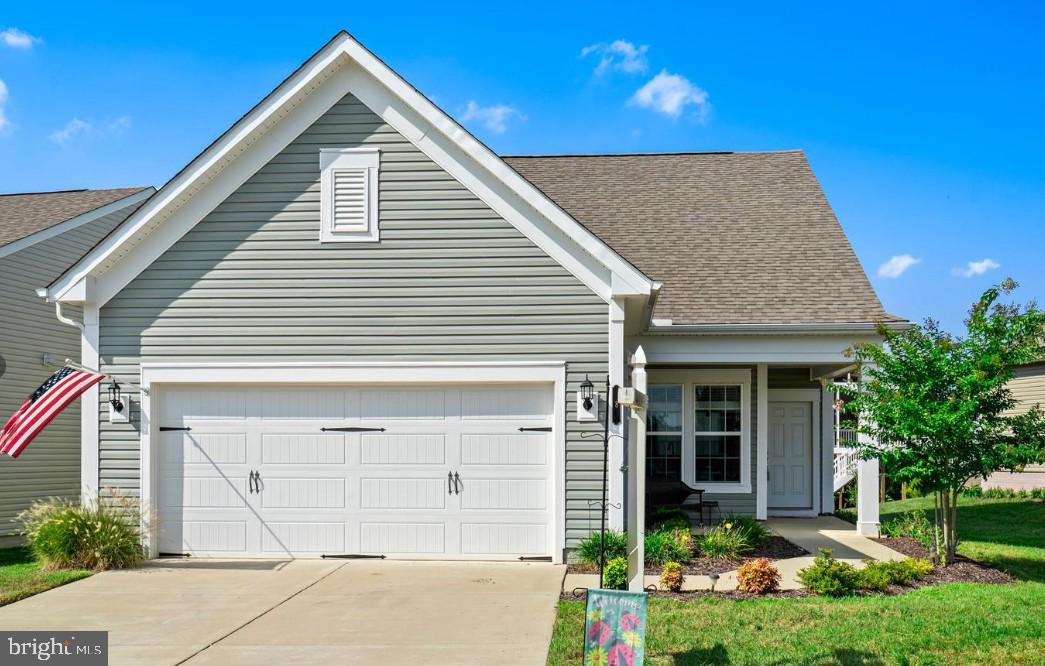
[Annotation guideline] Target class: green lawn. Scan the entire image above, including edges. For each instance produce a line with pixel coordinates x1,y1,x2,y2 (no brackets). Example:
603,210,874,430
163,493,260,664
548,496,1045,665
880,495,1045,582
0,547,91,606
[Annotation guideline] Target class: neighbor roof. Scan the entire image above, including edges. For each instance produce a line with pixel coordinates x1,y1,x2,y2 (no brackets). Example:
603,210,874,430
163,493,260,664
504,151,899,326
0,187,150,248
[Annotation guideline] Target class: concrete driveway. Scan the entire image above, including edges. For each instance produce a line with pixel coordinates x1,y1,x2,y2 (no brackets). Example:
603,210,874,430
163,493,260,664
0,559,565,665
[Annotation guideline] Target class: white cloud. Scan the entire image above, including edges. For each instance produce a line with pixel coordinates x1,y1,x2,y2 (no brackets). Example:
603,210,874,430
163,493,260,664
629,70,710,119
460,101,523,134
955,258,1001,278
108,116,132,134
0,79,10,134
581,39,649,76
49,118,92,144
876,254,922,278
1,28,41,49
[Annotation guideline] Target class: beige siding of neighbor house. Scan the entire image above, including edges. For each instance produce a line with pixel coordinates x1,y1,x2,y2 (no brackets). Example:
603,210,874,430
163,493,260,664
0,207,137,536
96,93,609,548
986,362,1045,488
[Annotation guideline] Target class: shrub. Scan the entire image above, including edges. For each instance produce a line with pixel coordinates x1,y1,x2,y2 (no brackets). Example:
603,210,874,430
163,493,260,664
697,518,765,558
644,528,693,565
659,561,685,592
880,510,941,551
721,515,770,545
647,507,691,531
857,562,894,591
576,530,628,566
736,557,781,594
961,484,984,498
834,508,857,524
19,495,144,571
796,549,860,597
858,558,934,590
603,557,628,590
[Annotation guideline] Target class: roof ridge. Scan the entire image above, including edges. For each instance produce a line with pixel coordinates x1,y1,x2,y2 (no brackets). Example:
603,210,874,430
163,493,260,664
501,150,805,158
0,186,149,198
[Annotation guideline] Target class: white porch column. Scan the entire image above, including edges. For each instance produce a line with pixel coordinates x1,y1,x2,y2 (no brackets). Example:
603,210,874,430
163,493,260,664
755,363,768,520
856,457,880,535
81,302,100,505
626,346,647,592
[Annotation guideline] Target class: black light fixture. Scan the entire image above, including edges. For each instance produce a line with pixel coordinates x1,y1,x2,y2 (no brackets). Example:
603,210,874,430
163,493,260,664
580,375,595,411
108,381,124,413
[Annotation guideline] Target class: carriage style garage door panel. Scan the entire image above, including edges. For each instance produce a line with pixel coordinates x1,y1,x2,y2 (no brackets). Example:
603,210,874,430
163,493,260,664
157,384,553,559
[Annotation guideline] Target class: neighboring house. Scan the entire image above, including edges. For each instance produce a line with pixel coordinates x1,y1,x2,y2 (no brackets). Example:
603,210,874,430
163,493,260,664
0,187,153,541
40,33,900,562
985,360,1045,490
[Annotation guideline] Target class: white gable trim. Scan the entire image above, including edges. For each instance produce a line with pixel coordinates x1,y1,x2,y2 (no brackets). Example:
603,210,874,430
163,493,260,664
44,33,652,306
1,189,152,261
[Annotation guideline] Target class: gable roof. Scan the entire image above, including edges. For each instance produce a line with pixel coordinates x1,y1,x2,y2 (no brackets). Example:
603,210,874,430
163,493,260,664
43,32,652,306
504,151,900,326
0,187,149,248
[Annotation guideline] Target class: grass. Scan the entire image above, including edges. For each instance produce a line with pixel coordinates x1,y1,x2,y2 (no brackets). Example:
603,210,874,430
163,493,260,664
0,547,91,606
879,495,1045,582
549,583,1045,665
548,496,1045,665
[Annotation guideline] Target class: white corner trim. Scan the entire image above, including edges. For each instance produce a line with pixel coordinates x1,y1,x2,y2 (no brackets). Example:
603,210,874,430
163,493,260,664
1,189,153,262
81,304,100,505
45,32,653,307
756,364,768,520
136,359,568,563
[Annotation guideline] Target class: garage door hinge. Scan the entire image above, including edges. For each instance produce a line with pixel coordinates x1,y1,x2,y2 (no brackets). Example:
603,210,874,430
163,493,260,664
320,427,387,432
518,556,552,562
320,553,387,559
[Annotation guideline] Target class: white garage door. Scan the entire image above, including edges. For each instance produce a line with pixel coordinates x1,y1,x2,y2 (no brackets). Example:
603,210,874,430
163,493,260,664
157,384,554,559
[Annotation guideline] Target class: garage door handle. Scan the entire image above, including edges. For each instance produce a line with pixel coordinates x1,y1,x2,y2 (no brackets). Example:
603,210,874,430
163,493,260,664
448,472,454,495
248,470,257,494
453,472,461,495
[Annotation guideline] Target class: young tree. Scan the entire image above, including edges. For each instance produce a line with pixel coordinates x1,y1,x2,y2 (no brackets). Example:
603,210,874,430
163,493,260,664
842,279,1045,564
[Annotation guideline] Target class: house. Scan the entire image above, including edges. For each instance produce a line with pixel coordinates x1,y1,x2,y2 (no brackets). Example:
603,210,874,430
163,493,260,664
0,187,152,542
985,360,1045,490
39,32,899,562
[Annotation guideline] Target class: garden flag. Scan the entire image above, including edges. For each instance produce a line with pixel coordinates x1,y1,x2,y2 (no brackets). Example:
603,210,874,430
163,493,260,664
583,588,648,666
0,366,105,458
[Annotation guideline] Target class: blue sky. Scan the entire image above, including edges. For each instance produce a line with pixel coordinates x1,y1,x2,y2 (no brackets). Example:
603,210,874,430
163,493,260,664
1,2,1042,332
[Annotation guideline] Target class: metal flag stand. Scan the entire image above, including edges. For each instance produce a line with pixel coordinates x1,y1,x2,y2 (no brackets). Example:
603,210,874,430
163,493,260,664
581,375,621,588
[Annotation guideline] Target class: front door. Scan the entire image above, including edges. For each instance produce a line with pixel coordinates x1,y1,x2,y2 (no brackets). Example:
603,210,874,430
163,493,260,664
767,401,812,509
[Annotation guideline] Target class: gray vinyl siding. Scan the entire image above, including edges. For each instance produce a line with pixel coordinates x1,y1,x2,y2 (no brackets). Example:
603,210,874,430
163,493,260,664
0,206,137,535
768,367,819,390
97,93,608,549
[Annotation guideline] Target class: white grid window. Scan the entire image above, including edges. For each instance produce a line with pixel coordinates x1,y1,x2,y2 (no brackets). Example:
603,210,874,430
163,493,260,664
646,385,682,481
694,384,743,483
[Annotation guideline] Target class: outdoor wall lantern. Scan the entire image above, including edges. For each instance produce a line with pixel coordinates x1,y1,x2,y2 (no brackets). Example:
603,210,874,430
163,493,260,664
577,374,598,422
108,381,128,423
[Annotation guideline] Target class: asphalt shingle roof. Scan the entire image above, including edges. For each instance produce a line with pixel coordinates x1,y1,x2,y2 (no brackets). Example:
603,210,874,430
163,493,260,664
0,187,149,248
504,151,898,325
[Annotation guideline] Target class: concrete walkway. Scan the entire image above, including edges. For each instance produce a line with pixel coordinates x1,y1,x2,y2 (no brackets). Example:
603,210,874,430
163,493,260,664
563,516,906,592
0,559,565,665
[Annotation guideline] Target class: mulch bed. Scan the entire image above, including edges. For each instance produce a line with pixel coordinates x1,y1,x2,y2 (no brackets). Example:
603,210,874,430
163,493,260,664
561,587,812,601
566,536,809,577
873,537,1014,586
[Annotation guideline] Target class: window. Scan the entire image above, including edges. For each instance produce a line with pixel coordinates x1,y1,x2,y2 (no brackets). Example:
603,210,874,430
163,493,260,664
646,385,682,480
694,385,743,483
644,370,751,493
319,148,380,242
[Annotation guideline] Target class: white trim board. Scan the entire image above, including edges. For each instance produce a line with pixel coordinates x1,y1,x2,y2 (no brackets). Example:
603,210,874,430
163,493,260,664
43,32,652,307
0,189,153,261
136,360,568,563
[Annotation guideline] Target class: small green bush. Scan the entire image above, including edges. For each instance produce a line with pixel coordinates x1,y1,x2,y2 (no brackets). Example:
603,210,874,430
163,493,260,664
858,558,934,590
19,495,144,571
697,524,750,558
721,515,770,545
644,528,693,565
961,484,984,498
834,508,857,524
797,548,860,597
603,557,628,590
576,530,628,566
659,561,685,592
857,562,894,591
647,507,691,531
880,510,941,551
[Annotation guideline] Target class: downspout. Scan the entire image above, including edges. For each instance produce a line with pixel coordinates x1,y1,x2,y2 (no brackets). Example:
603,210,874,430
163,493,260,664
54,301,85,333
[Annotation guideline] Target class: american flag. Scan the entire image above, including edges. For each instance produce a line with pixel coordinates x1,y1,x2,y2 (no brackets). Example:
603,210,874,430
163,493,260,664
0,366,106,458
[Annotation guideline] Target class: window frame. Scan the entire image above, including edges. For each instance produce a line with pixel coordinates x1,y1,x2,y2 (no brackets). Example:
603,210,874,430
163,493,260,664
319,147,381,243
646,369,752,493
646,383,684,481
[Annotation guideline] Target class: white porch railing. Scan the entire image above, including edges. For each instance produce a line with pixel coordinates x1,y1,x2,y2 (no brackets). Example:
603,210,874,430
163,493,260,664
836,428,859,446
833,446,860,492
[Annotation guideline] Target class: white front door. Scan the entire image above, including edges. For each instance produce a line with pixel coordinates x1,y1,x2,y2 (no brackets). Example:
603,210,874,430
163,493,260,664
157,384,553,559
767,401,812,509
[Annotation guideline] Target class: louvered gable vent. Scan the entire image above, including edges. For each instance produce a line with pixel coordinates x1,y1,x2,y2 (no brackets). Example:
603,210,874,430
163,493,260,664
319,148,380,242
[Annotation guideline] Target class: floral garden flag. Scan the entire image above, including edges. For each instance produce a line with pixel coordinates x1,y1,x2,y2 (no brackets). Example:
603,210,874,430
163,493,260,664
583,588,648,666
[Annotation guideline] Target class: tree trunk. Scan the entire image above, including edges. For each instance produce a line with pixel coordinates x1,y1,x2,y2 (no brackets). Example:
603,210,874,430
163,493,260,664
937,487,960,565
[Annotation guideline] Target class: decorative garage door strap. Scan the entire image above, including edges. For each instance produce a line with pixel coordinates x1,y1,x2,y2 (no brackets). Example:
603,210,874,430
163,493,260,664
159,426,191,431
518,426,552,432
319,426,386,432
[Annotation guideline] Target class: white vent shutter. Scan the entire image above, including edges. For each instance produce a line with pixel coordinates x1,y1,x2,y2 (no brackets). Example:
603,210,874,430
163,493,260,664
331,168,369,231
